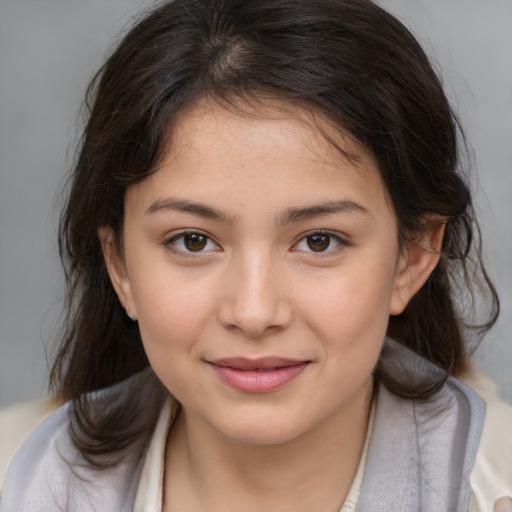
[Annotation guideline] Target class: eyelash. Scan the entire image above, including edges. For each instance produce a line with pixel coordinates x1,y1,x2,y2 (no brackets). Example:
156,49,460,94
163,230,220,257
292,230,349,257
163,229,349,258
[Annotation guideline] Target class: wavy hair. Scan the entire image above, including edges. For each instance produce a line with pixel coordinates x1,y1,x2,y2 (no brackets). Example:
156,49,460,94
51,0,499,465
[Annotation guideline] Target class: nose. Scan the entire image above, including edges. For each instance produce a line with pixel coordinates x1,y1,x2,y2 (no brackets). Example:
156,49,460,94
216,251,293,339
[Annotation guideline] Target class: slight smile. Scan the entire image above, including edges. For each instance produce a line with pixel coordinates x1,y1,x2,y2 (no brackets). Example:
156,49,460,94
207,357,311,393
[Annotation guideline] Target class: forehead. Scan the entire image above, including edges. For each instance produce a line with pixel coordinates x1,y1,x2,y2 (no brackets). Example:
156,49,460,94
126,99,393,219
169,98,366,167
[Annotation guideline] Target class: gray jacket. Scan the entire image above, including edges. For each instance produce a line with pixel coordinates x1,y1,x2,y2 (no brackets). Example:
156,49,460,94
0,339,485,511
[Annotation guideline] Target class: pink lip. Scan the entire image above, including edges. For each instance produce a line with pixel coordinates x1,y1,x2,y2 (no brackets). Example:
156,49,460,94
207,357,310,392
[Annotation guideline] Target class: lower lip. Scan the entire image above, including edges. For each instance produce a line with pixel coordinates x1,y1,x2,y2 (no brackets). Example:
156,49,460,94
209,363,309,392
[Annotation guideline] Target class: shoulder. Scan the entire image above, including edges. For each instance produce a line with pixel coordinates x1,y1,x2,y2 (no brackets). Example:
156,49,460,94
462,367,512,511
0,396,62,496
0,370,166,511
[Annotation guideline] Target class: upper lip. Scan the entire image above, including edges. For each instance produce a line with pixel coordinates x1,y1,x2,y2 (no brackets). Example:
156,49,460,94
208,357,308,371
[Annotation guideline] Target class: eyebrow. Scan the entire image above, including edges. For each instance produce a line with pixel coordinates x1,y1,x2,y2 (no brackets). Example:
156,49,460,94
145,197,369,225
278,200,369,225
145,198,236,224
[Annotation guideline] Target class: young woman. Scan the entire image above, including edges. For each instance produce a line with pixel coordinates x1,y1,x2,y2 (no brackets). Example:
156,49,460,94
1,0,511,510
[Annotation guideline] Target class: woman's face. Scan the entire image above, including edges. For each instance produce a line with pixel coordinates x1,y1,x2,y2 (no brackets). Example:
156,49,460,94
104,101,436,445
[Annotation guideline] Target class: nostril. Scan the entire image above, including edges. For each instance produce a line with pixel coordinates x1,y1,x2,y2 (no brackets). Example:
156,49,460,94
216,275,293,337
221,318,285,339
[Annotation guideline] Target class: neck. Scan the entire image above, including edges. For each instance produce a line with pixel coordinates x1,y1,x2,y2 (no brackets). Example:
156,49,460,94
164,380,374,512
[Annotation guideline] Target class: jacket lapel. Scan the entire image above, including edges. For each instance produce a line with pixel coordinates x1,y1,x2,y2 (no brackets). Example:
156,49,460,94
357,339,486,512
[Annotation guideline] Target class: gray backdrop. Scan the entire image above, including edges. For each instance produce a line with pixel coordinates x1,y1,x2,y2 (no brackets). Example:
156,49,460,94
1,0,511,409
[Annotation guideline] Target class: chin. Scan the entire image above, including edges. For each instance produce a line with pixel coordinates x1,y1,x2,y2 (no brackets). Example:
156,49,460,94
223,430,300,447
212,414,305,446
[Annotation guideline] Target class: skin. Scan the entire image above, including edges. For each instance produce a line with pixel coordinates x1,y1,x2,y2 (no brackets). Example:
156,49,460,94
101,100,444,512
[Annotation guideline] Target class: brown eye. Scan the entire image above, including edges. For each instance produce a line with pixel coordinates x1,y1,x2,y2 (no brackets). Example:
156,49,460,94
184,233,207,251
293,231,346,255
166,231,218,254
306,234,331,252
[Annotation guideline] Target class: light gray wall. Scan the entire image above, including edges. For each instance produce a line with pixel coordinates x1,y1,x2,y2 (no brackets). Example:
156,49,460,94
1,0,511,409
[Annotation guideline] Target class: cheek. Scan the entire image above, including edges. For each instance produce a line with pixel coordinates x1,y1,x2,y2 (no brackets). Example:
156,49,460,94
296,257,397,351
132,275,215,400
297,269,393,402
129,265,217,356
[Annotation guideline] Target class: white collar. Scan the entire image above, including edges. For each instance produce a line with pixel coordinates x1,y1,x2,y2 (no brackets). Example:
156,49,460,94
133,395,376,512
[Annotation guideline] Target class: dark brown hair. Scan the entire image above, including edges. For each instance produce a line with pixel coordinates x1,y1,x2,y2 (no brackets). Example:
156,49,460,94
51,0,499,463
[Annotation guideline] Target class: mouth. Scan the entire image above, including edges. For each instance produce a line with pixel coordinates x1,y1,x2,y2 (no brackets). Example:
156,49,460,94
206,357,310,392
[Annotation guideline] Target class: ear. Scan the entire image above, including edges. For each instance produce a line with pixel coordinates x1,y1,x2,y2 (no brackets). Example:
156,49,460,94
98,226,137,320
390,216,446,316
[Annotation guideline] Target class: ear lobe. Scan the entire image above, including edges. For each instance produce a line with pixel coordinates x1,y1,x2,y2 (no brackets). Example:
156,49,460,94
98,226,136,318
390,217,446,316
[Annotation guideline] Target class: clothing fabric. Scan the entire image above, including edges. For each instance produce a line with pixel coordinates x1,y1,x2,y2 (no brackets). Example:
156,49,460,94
465,367,512,510
0,338,511,511
131,392,377,512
